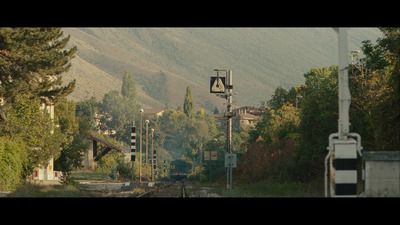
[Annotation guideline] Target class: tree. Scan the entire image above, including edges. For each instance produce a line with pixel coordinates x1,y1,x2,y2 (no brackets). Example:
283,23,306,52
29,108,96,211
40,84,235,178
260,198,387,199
213,107,220,114
267,86,288,110
183,86,194,118
0,136,29,191
348,28,400,150
293,66,338,181
54,98,91,173
76,96,99,130
0,27,77,190
2,95,64,168
121,71,136,103
0,28,77,103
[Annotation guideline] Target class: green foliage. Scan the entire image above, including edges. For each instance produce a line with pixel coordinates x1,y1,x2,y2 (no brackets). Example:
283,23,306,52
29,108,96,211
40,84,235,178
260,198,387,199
2,95,64,168
183,86,194,118
249,103,300,145
0,137,29,191
55,115,91,173
243,28,400,184
0,27,77,103
0,27,83,191
243,66,338,182
293,66,338,181
97,150,131,179
267,86,288,110
121,71,137,101
141,71,169,104
76,97,99,130
349,28,400,150
99,71,138,144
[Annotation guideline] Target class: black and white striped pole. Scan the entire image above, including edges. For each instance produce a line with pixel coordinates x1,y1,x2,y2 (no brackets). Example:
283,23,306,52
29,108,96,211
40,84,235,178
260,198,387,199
131,121,136,182
153,148,157,182
151,128,155,182
163,160,166,177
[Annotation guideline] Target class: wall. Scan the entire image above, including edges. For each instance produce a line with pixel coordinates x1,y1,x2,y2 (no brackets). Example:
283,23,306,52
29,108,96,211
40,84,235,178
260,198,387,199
363,151,400,197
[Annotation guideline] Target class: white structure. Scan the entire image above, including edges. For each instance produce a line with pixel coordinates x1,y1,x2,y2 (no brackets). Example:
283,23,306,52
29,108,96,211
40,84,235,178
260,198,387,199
31,101,62,181
362,151,400,197
325,28,363,197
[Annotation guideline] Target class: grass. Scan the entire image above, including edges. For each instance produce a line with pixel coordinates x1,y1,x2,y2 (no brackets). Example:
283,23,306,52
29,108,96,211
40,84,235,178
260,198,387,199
69,170,113,182
8,183,97,197
8,170,112,197
216,180,324,197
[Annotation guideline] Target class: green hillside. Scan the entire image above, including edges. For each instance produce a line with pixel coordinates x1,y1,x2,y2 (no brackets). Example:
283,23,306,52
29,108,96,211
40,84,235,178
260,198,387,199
62,27,382,111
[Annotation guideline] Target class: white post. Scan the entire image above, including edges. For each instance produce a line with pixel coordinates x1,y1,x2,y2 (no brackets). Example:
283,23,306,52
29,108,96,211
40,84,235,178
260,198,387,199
337,28,351,140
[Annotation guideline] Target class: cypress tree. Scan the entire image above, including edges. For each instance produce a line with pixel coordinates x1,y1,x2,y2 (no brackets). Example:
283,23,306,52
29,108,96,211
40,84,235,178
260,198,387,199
183,86,194,118
121,71,136,103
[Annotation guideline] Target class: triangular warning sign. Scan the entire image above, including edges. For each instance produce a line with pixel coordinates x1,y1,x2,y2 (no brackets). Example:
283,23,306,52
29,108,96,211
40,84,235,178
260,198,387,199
210,77,225,93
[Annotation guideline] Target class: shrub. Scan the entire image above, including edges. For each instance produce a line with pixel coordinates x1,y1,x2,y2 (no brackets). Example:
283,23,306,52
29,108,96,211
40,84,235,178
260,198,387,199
235,138,295,183
0,137,29,191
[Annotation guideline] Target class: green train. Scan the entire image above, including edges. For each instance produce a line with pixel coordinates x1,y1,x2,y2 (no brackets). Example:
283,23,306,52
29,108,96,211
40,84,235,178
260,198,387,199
170,159,188,181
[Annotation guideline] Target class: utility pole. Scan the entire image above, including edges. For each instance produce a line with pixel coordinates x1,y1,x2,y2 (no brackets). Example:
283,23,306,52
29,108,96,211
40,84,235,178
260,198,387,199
139,109,143,183
145,119,149,181
151,128,154,182
199,142,202,182
226,70,234,190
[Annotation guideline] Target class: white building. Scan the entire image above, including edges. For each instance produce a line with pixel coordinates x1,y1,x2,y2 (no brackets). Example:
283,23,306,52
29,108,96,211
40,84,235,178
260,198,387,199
30,101,62,181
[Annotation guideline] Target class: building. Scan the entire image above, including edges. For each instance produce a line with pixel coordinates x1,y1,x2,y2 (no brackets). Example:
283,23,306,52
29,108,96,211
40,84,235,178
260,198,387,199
213,106,260,131
30,100,62,182
235,108,259,128
143,108,165,121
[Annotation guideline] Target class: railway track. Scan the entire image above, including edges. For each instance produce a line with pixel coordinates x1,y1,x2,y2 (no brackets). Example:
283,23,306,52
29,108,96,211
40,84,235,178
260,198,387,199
138,181,187,198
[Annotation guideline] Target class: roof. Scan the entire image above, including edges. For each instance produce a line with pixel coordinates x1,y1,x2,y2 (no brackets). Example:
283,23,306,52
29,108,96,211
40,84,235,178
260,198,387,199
143,108,165,115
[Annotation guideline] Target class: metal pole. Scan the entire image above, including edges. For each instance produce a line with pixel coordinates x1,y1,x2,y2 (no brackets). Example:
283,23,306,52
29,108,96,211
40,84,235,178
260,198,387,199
145,119,149,181
151,128,154,182
199,143,202,182
227,70,233,190
139,109,143,183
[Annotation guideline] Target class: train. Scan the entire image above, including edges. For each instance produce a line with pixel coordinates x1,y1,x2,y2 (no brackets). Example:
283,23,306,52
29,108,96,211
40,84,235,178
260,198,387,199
170,159,188,181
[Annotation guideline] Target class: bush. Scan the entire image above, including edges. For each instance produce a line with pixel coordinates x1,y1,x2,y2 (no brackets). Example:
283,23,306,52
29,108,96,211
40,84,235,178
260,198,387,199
236,138,295,183
0,137,29,191
96,149,131,180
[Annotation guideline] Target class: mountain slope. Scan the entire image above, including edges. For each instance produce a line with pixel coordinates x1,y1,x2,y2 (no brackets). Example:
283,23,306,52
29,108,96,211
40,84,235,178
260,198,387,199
62,27,382,111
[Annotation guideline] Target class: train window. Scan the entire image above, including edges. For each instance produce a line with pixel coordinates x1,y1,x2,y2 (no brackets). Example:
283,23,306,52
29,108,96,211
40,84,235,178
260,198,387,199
171,165,175,169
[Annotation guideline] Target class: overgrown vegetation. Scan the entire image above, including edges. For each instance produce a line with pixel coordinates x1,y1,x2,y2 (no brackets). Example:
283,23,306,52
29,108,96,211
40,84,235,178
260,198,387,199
236,28,400,187
0,28,79,191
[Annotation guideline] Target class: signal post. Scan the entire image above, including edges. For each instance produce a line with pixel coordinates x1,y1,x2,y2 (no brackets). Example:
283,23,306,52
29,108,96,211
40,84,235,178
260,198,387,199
210,69,236,190
325,28,363,197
